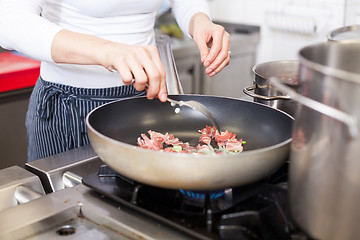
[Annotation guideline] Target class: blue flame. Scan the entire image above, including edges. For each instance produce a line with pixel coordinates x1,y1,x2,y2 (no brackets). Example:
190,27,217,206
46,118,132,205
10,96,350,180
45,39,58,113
179,189,225,200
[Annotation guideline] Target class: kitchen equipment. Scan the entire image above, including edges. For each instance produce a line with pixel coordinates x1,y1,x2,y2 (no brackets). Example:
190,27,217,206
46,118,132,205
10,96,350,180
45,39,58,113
86,33,293,191
270,41,360,240
327,24,360,41
0,166,45,211
86,95,293,190
1,163,310,240
156,32,183,95
25,144,103,193
0,184,198,240
81,164,305,239
3,143,310,239
243,60,299,116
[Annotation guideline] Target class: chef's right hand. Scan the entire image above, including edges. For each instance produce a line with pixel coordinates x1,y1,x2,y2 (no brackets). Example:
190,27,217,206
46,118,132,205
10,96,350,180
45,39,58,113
103,42,167,102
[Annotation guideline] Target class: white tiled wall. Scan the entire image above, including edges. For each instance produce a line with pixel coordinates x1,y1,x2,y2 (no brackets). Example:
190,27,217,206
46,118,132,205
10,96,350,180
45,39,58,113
208,0,360,63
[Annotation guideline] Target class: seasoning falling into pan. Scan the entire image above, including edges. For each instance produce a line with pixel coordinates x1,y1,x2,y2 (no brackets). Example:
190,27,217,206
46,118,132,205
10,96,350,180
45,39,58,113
167,97,221,132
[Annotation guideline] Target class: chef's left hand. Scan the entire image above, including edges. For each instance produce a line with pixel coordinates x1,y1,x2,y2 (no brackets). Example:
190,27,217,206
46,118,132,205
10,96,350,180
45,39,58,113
189,13,231,77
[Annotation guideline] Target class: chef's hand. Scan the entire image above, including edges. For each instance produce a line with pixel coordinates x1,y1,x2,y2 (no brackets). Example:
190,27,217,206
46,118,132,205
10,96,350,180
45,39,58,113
51,30,167,102
189,13,231,77
103,43,167,102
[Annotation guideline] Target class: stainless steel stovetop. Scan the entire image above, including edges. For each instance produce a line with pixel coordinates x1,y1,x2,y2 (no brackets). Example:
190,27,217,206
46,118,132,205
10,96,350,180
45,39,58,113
0,183,195,240
0,146,207,240
0,145,310,240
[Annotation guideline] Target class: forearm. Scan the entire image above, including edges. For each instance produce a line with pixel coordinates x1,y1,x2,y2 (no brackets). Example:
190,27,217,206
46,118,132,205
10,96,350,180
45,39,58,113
51,30,110,67
51,29,167,101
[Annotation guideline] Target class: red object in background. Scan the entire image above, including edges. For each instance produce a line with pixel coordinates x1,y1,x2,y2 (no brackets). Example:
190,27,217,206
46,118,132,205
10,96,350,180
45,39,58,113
0,51,40,93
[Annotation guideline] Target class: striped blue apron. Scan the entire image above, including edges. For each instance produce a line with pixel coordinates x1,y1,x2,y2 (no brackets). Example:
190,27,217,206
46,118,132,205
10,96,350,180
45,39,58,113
26,77,145,162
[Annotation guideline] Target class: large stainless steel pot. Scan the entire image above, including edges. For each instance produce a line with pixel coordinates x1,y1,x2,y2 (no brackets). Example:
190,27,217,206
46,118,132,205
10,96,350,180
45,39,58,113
243,60,299,116
270,41,360,240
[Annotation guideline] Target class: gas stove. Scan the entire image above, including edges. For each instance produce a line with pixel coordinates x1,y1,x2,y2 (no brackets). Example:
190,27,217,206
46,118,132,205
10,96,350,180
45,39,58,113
80,161,311,240
4,145,311,240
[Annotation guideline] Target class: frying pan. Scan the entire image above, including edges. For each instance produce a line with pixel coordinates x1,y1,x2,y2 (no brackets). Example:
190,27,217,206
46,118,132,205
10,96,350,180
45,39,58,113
86,33,293,191
86,94,293,190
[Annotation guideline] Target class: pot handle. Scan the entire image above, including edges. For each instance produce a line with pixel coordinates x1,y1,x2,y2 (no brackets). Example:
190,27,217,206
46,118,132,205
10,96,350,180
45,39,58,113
243,85,291,100
269,77,359,139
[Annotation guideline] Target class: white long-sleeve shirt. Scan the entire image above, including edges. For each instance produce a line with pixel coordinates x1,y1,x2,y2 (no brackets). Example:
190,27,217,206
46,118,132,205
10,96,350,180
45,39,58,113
0,0,210,88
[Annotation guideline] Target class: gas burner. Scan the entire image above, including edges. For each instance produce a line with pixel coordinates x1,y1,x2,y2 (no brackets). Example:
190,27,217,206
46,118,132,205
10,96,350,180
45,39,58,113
82,164,309,240
179,189,225,200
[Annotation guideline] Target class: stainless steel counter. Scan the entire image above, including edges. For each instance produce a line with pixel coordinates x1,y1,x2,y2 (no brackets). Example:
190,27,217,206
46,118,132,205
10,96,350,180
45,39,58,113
0,184,202,240
0,166,45,212
0,143,211,240
25,145,103,194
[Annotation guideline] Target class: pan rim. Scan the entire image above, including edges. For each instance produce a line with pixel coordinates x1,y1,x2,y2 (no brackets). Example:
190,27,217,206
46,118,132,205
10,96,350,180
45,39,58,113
85,95,293,159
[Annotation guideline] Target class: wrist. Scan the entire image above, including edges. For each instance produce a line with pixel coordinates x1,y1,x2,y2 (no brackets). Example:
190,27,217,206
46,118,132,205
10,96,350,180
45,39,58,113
96,40,117,69
189,12,211,38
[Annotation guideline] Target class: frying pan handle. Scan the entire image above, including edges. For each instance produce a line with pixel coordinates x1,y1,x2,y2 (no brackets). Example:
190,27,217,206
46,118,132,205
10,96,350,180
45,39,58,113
243,85,291,100
155,32,184,95
269,77,359,139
